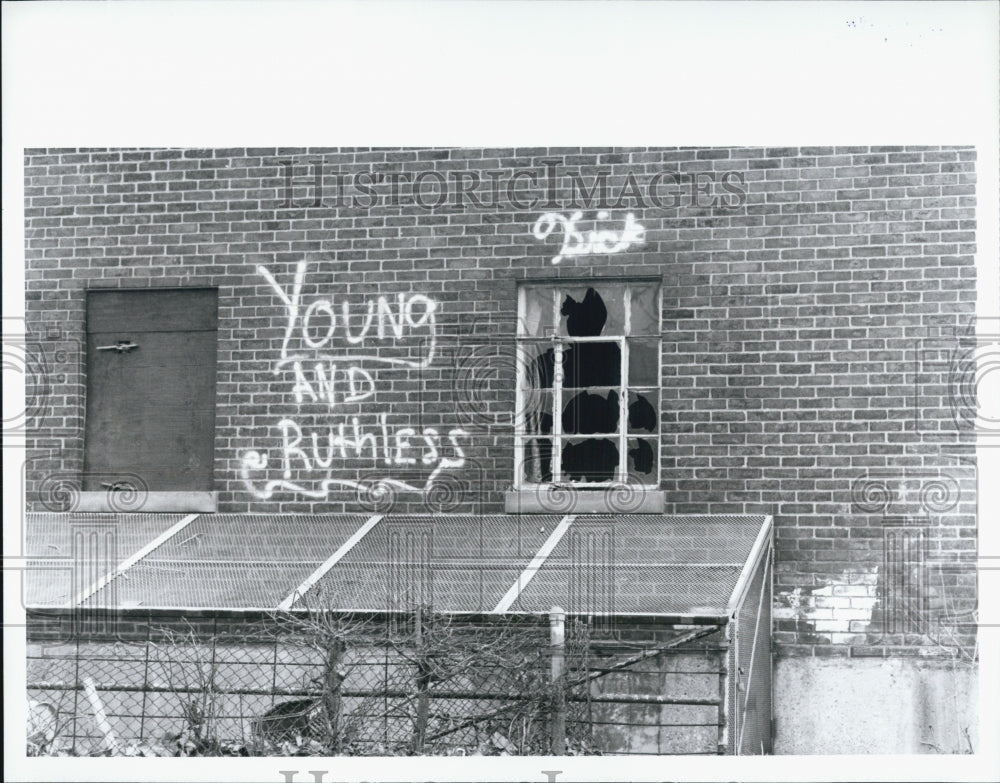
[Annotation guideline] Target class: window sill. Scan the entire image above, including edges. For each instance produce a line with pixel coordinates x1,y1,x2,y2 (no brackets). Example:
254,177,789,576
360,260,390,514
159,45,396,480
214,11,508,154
76,491,217,513
504,489,665,515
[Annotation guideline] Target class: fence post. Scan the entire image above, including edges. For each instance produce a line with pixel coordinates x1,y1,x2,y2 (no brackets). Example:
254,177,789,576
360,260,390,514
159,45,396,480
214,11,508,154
323,634,345,752
549,606,566,755
412,604,431,754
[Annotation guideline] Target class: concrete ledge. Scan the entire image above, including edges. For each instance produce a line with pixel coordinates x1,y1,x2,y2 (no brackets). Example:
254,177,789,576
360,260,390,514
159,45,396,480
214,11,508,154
76,491,217,513
504,489,665,514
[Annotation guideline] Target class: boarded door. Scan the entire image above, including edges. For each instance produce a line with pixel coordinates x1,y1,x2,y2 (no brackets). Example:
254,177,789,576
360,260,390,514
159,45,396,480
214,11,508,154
84,289,218,492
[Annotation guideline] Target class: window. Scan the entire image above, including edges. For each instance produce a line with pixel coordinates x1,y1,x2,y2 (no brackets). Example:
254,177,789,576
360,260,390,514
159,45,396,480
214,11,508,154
515,281,660,489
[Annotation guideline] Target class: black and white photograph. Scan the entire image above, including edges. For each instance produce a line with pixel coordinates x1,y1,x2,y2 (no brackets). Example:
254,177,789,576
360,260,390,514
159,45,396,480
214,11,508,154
4,2,998,782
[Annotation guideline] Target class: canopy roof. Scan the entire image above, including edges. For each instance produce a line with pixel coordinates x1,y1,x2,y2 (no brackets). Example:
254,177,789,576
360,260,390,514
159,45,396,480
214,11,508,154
23,512,771,621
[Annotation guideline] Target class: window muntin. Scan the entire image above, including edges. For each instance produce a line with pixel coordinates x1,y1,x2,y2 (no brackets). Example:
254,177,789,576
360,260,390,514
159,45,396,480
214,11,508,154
515,282,660,488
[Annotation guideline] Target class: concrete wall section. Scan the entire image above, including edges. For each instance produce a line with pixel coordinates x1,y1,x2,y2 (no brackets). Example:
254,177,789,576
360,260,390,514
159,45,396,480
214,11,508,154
773,656,977,754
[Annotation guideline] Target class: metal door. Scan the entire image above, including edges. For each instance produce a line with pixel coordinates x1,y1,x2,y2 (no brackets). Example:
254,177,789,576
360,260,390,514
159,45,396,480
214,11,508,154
83,288,218,491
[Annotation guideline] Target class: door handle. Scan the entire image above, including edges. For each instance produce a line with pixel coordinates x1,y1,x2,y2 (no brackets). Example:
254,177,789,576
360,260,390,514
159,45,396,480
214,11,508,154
96,341,138,353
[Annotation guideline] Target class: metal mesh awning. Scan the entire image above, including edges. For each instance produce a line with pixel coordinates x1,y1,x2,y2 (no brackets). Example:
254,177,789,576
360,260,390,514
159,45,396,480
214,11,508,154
21,513,191,609
23,512,770,619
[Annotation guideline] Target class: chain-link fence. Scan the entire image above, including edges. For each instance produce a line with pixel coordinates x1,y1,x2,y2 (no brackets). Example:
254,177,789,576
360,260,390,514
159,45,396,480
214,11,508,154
27,609,732,757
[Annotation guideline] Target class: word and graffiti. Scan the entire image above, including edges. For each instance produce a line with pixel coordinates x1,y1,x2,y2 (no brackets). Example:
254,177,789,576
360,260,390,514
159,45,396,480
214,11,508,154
241,260,465,499
532,211,645,265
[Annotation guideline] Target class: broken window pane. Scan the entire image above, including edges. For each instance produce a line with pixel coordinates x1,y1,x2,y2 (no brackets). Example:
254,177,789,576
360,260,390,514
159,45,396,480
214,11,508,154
629,283,659,335
596,283,626,334
627,438,657,483
558,284,625,337
627,391,657,433
627,339,659,386
522,438,553,483
562,342,621,388
517,282,662,489
562,389,620,434
520,343,555,389
518,287,554,337
520,389,553,435
560,438,619,483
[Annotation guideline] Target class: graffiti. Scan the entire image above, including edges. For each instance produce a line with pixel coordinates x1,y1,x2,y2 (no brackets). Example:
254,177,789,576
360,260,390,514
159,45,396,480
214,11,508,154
241,260,465,500
532,210,645,265
273,418,466,481
288,362,375,406
239,422,468,497
259,259,437,371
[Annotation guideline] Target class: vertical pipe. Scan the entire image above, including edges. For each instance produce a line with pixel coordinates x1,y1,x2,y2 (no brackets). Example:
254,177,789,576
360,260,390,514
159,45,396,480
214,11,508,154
550,606,566,755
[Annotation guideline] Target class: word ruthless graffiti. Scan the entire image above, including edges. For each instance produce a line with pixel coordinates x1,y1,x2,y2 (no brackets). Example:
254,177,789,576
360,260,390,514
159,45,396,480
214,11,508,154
241,416,469,499
274,416,467,483
241,259,465,499
280,159,747,211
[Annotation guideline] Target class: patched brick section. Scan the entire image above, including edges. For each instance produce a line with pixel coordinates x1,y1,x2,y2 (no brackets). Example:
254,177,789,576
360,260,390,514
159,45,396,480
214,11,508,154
23,146,978,656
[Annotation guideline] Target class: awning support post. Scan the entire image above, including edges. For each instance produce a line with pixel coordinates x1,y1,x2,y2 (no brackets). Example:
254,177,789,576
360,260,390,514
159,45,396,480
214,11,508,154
549,606,566,755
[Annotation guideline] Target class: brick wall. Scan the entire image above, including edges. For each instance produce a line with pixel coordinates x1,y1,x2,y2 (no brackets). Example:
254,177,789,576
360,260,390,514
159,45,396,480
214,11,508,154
22,146,978,655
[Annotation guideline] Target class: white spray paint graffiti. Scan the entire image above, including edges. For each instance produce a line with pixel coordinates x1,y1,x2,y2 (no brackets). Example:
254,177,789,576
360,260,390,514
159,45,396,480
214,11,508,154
258,259,437,372
532,210,645,265
241,259,466,499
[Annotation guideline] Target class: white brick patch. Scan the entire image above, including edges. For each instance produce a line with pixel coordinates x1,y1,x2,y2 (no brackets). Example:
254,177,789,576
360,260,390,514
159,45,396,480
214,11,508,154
777,568,879,642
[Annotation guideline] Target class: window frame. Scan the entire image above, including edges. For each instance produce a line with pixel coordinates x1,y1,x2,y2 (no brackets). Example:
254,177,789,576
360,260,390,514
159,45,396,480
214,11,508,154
514,280,662,491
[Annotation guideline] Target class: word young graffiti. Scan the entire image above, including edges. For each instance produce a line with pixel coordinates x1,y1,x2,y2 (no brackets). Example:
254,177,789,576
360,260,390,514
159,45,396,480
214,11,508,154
241,260,465,500
259,259,437,372
532,211,645,265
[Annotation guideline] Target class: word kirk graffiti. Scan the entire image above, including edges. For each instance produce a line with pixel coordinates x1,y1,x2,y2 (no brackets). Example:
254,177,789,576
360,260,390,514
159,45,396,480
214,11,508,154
240,259,464,500
533,210,645,265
